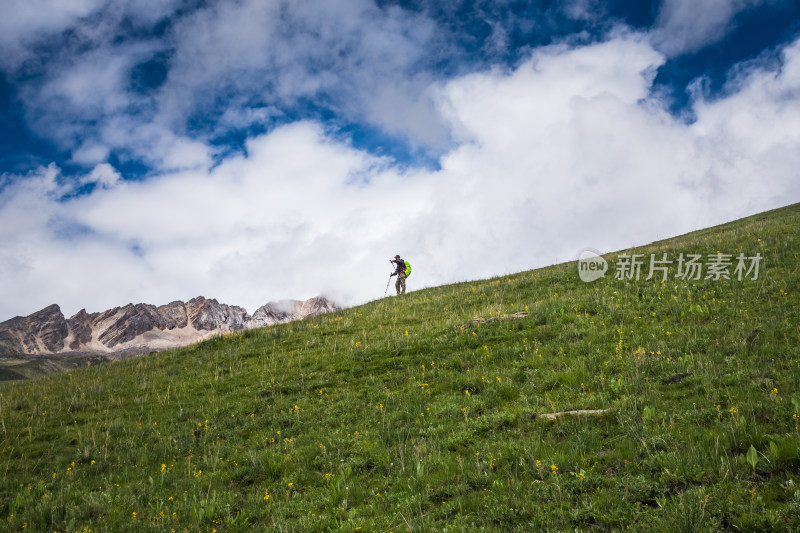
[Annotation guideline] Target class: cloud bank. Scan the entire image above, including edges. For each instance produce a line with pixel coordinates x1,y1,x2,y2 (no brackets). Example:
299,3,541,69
2,26,799,319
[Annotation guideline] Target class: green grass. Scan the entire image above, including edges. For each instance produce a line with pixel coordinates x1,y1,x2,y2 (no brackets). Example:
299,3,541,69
0,354,112,382
1,202,799,532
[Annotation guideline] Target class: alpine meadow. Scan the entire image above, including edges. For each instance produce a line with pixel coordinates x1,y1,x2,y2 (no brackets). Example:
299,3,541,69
1,202,799,532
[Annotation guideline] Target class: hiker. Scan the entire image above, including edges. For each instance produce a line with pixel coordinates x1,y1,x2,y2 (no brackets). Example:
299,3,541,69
390,255,408,295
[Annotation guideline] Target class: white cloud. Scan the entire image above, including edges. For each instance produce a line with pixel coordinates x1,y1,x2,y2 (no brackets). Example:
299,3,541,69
3,0,452,176
83,163,121,189
651,0,775,56
0,0,105,61
158,0,449,148
563,0,606,22
1,34,799,320
0,0,182,71
71,143,111,166
15,37,166,161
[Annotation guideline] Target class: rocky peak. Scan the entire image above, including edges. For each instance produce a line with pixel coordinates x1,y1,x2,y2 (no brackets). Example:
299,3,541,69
67,309,93,350
186,297,250,331
247,297,338,328
97,303,166,348
0,304,68,355
0,295,340,357
300,296,339,316
157,301,188,330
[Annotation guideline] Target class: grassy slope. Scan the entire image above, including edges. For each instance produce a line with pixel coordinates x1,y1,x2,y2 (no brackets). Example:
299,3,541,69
1,203,799,532
0,354,112,382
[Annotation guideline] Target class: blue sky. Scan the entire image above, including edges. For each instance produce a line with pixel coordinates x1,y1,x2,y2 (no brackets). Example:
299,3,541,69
1,0,799,320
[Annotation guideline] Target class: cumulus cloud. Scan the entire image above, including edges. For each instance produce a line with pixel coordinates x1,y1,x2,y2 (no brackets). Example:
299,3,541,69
0,0,106,63
158,0,449,147
1,33,799,320
423,33,800,284
651,0,775,56
1,0,455,175
0,0,181,71
83,163,121,189
19,42,157,151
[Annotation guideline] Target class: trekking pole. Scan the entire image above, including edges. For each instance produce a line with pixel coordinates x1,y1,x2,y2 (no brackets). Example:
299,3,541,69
383,274,392,297
383,261,394,297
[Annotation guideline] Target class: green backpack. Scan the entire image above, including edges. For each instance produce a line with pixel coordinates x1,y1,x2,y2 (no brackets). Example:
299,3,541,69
404,260,412,277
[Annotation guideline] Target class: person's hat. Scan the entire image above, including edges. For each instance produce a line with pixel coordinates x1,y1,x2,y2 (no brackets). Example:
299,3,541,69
394,255,401,258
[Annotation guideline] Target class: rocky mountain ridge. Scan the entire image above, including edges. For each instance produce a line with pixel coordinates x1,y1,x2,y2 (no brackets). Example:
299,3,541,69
0,296,339,357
